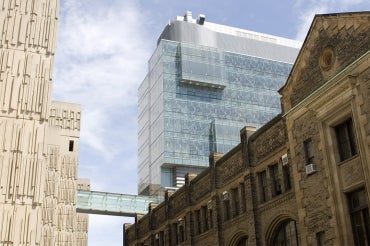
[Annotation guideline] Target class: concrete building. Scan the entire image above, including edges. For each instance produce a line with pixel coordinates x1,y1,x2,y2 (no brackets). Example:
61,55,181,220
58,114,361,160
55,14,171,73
0,1,88,245
126,12,370,245
138,11,301,195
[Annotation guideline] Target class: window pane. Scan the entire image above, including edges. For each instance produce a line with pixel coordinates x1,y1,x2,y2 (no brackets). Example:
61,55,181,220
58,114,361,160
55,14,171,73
270,164,281,197
283,165,291,191
304,139,314,164
259,171,268,202
273,220,298,246
348,189,370,245
335,119,357,161
232,188,240,217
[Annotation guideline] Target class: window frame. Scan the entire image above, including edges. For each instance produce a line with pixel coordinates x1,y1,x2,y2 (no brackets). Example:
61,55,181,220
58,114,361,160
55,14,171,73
258,170,268,203
269,163,281,197
231,187,240,217
271,220,299,246
177,218,185,243
201,206,208,231
195,209,202,234
208,207,213,229
283,164,292,191
316,231,325,246
347,188,370,245
240,182,246,212
334,118,358,162
304,138,315,165
69,140,74,152
223,198,231,222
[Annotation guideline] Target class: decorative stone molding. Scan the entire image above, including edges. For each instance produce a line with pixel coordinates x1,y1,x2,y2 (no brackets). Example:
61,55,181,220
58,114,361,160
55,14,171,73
218,151,244,185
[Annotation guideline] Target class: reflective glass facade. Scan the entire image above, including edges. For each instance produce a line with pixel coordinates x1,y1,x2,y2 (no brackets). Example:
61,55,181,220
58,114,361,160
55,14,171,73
138,39,296,194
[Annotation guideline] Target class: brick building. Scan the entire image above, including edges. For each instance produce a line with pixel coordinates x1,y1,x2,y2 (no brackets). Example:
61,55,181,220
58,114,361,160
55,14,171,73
124,12,370,246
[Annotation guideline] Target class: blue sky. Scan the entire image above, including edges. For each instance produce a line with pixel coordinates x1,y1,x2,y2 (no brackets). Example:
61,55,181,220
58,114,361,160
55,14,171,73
52,1,370,245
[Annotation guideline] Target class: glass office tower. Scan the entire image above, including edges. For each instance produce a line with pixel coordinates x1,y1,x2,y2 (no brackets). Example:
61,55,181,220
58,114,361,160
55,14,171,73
138,12,301,195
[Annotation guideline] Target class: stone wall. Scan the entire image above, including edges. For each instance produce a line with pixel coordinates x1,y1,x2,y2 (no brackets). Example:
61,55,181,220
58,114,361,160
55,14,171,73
281,14,370,112
125,124,296,246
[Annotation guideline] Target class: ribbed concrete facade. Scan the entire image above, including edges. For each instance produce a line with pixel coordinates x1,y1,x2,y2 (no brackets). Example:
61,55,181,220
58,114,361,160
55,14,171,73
0,1,88,245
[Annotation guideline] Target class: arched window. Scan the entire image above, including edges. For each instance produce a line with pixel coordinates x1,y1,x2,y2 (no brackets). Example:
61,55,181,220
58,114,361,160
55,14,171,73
272,220,298,246
236,236,248,246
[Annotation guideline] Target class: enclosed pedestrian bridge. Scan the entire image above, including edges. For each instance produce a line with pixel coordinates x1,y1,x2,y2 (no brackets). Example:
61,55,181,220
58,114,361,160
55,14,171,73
76,190,163,217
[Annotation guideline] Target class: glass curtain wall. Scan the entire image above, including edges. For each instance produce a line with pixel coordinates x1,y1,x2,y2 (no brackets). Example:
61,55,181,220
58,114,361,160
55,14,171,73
138,39,293,191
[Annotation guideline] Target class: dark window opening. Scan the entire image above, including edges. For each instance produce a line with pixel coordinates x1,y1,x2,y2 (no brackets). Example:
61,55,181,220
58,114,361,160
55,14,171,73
335,118,358,161
283,165,291,191
304,138,315,164
270,164,281,197
201,206,208,231
178,219,185,243
240,182,246,212
172,223,178,245
348,189,370,245
232,188,240,217
69,140,74,152
223,199,231,221
259,171,268,203
195,210,201,234
154,231,164,246
273,220,299,246
316,231,325,246
208,208,213,229
236,236,248,246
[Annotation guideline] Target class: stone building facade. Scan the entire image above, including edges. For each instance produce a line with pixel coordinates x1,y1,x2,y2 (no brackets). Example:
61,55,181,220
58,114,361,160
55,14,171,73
0,0,88,245
124,12,370,246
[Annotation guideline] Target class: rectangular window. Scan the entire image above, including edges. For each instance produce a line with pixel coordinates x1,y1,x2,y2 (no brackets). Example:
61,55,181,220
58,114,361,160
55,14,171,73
259,171,268,203
195,210,201,234
172,223,178,245
232,188,240,217
178,219,185,243
316,231,325,246
270,164,281,197
348,189,370,245
335,118,358,161
69,140,74,152
159,231,164,246
304,138,314,164
240,182,246,212
154,233,160,246
208,208,213,229
283,165,292,191
201,206,208,231
223,198,231,221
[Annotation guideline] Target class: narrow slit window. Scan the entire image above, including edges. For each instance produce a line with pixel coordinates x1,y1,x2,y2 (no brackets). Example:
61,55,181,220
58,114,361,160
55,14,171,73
258,171,268,203
304,138,315,164
69,140,74,152
283,165,291,191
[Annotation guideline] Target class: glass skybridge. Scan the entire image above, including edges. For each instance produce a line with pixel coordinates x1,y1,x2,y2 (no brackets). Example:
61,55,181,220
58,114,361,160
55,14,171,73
76,190,163,217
